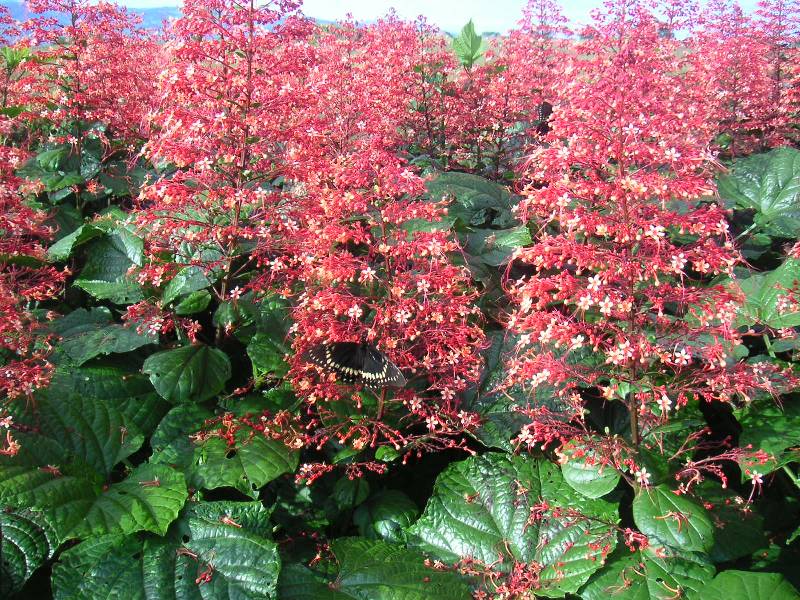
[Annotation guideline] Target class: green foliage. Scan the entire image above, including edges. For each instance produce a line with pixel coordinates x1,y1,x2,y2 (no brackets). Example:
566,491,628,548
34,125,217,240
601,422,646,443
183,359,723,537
408,453,618,596
0,510,57,596
735,258,800,329
150,405,299,498
560,441,621,498
51,501,281,600
717,147,800,238
278,538,471,599
451,20,487,69
581,545,715,600
50,307,157,366
690,570,800,599
143,344,232,403
353,490,419,543
632,485,714,552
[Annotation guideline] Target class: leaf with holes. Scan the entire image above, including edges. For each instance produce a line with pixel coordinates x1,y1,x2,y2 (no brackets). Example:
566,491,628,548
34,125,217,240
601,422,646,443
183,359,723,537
688,570,800,600
151,407,298,497
407,453,618,597
580,544,714,600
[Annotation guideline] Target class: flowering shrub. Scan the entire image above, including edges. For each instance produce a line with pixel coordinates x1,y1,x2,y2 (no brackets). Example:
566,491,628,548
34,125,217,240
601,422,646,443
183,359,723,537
0,0,799,598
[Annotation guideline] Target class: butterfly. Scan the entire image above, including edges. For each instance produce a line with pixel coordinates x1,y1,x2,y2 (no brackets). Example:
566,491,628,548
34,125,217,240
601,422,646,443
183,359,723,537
303,341,407,389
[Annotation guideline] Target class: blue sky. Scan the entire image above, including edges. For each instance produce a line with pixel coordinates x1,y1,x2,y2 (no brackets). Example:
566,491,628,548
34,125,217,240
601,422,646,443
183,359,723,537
112,0,761,33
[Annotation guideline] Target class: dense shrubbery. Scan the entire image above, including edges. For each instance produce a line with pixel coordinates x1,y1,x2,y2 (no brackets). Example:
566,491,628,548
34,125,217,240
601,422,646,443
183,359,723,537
1,0,799,598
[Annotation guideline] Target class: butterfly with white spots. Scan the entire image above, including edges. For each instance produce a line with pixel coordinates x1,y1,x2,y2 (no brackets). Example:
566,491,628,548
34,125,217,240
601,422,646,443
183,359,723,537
303,342,407,389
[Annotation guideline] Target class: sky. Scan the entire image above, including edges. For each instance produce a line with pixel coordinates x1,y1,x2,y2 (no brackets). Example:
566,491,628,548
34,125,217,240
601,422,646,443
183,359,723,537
109,0,761,33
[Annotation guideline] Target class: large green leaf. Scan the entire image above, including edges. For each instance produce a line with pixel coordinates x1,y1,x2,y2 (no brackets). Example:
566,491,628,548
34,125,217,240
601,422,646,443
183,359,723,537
560,440,621,499
151,406,298,497
74,231,145,303
52,501,280,600
581,545,715,600
463,331,565,451
353,490,419,543
247,331,290,378
0,510,57,596
143,344,231,403
47,223,104,261
464,225,531,267
0,394,185,540
71,463,187,539
44,364,168,435
717,147,800,238
736,259,800,328
695,482,766,563
451,19,487,69
51,307,157,366
736,399,800,459
425,172,516,230
278,538,471,600
407,453,618,597
162,265,214,306
632,485,714,553
15,392,145,478
688,570,800,600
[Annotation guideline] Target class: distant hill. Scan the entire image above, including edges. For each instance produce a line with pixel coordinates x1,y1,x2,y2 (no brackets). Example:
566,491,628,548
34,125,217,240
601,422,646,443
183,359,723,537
1,1,181,29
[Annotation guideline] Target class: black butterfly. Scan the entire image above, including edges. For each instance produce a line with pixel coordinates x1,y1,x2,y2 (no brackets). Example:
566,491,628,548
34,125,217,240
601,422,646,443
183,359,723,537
303,342,407,389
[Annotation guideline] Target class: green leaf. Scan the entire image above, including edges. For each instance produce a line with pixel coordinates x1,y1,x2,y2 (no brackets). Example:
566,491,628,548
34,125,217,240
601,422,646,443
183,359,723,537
0,392,185,541
143,344,231,403
74,232,145,304
0,510,57,596
183,501,281,598
44,364,167,435
407,453,618,596
464,225,531,266
278,538,471,600
737,400,800,459
333,477,370,509
717,147,800,238
51,535,146,600
174,289,212,315
464,331,565,451
560,440,621,498
688,570,800,600
52,500,279,599
451,20,487,69
70,463,188,538
53,308,157,366
735,259,800,328
192,434,299,499
162,266,214,306
47,223,103,261
581,545,715,600
632,484,714,552
353,490,419,543
151,406,299,497
695,482,766,563
425,172,517,230
247,331,289,378
17,392,145,478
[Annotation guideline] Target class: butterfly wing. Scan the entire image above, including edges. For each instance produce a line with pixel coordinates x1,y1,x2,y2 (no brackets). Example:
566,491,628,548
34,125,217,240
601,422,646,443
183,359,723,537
304,342,406,388
361,345,407,388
